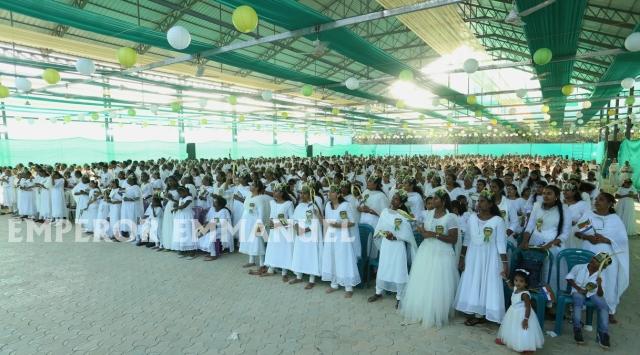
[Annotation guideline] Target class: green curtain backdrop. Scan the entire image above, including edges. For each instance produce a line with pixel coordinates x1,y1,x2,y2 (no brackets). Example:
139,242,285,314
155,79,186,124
618,139,640,190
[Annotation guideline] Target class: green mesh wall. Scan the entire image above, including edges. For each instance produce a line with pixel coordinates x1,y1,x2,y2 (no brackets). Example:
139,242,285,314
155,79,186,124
618,139,640,190
0,138,604,166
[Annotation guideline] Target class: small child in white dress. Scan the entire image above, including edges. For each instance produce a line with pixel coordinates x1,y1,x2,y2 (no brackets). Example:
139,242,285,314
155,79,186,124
496,269,544,354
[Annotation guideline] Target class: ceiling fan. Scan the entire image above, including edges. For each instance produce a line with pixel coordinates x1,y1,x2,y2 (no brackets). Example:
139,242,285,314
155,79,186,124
465,0,556,26
530,67,551,81
304,33,341,58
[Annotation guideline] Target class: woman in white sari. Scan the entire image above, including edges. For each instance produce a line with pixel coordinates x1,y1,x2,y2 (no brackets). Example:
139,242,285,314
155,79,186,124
608,159,619,186
574,193,629,324
356,174,389,257
620,161,634,182
614,178,638,236
562,182,591,249
198,196,233,261
159,176,179,250
241,180,270,273
50,171,67,226
232,172,252,240
120,175,143,242
289,184,324,289
400,189,459,328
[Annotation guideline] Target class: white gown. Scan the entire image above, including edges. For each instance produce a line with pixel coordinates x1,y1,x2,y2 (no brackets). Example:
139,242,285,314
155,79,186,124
172,196,198,251
1,175,16,207
373,208,417,293
615,186,637,235
564,200,591,249
199,208,233,255
321,201,361,287
264,200,295,270
18,178,36,217
108,190,122,237
290,201,323,277
39,176,52,219
83,189,100,233
120,185,142,233
161,190,179,249
50,178,67,219
497,288,544,351
232,185,251,239
238,195,269,256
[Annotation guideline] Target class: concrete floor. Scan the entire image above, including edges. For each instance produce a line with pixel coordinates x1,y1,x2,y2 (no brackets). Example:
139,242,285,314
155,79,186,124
0,201,638,355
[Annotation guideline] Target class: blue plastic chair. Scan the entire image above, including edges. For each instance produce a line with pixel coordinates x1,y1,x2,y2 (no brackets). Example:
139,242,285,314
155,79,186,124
506,248,554,329
357,224,374,289
554,249,596,336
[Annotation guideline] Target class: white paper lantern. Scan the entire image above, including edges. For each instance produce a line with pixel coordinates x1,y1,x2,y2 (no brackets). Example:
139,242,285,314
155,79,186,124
577,119,584,124
50,117,57,124
149,104,159,114
624,32,640,52
630,113,637,121
261,90,272,101
363,103,371,113
75,58,96,76
516,89,527,99
15,78,32,92
345,77,359,90
304,111,311,119
582,101,592,109
509,108,517,115
167,26,191,50
621,77,635,90
198,98,207,108
463,58,479,74
576,112,583,119
306,121,312,127
447,113,453,119
394,117,401,123
431,98,440,107
259,114,266,120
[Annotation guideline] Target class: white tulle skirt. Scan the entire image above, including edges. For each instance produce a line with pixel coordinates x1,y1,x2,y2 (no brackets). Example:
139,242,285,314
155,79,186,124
398,239,459,329
497,305,544,351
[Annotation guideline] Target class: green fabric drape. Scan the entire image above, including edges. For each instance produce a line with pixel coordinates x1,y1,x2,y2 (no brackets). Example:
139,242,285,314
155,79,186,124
618,139,640,190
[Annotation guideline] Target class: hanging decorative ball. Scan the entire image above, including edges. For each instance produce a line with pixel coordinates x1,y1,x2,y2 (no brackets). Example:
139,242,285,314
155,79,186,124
306,121,312,127
516,88,527,99
418,114,425,120
227,95,237,105
15,78,32,92
42,68,61,84
169,120,176,126
467,95,477,105
289,123,295,129
506,125,511,129
447,113,453,119
396,100,405,109
576,112,584,119
402,124,408,129
281,112,288,119
582,101,592,109
430,98,439,107
221,117,227,123
28,118,34,125
577,119,584,124
543,114,551,120
463,58,479,74
490,119,498,125
363,103,371,113
232,5,258,33
77,114,85,121
332,108,340,115
63,115,71,123
508,108,517,115
0,85,9,98
142,121,149,128
301,84,313,97
551,121,557,126
128,108,136,117
91,112,99,120
561,84,574,96
326,121,332,126
446,122,452,127
331,127,336,133
200,118,207,124
171,102,181,112
75,58,96,76
624,32,640,52
345,77,359,90
261,90,272,101
14,116,21,121
301,127,306,133
399,69,413,82
626,96,636,106
394,117,401,123
198,98,207,108
366,124,371,130
621,77,635,90
149,104,159,114
369,118,374,124
167,26,191,50
117,47,138,68
475,110,482,117
256,124,261,130
601,117,607,122
608,109,616,116
541,105,550,113
533,48,553,65
238,115,245,122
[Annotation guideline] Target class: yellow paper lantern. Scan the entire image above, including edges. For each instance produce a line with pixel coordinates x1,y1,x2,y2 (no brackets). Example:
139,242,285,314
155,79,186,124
490,119,497,125
447,122,452,127
238,115,245,122
142,121,148,128
403,124,408,129
608,109,616,116
366,124,371,130
475,110,482,117
42,68,61,84
117,47,138,68
331,127,336,132
332,108,340,115
541,105,550,113
281,112,288,119
201,118,208,124
396,100,405,109
169,120,176,126
0,85,9,98
301,127,306,133
467,95,477,105
562,84,574,96
232,5,259,33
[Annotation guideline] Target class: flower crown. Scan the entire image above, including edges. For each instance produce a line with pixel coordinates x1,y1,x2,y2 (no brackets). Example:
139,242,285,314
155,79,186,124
81,174,90,179
464,174,475,181
568,173,581,181
241,171,251,180
593,252,613,267
515,268,530,275
275,182,288,192
127,173,136,180
300,184,312,193
329,184,341,193
184,173,191,178
204,173,213,180
562,183,577,191
434,189,448,199
396,189,409,202
266,167,275,174
405,176,416,184
623,178,633,183
340,180,351,188
153,191,164,199
479,188,495,201
368,173,379,181
431,175,441,182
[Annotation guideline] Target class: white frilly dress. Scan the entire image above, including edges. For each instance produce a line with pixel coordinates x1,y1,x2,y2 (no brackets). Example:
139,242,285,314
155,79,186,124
496,288,544,352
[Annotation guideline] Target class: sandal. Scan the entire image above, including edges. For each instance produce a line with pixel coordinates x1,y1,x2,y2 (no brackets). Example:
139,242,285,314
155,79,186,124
395,300,399,309
367,294,382,303
464,318,485,326
495,339,505,345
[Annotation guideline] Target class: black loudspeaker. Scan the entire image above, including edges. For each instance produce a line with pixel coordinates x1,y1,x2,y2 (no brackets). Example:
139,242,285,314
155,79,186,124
186,143,196,160
607,141,621,159
306,145,313,158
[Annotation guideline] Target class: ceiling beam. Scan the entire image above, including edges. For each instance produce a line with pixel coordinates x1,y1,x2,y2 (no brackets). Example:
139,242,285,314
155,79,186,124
135,0,201,55
50,0,89,37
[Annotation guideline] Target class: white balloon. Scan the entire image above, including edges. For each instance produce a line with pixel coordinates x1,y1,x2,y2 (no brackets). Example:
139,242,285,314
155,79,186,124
516,89,527,99
198,98,207,108
431,98,440,107
50,117,57,124
149,104,159,114
363,103,371,113
261,90,272,101
509,108,517,115
577,119,584,124
306,121,312,127
630,113,637,120
221,117,226,123
304,111,311,118
447,113,453,119
259,114,266,120
75,58,96,76
576,112,583,118
15,78,32,92
345,77,359,90
621,77,635,89
77,114,85,121
395,117,401,123
463,58,479,74
582,100,592,109
167,26,191,50
624,32,640,52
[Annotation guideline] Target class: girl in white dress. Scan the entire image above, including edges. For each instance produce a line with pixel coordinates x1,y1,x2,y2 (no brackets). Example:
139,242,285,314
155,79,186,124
403,176,425,228
608,159,619,186
34,170,53,223
83,183,101,234
72,175,91,225
444,173,463,202
198,196,233,261
614,178,638,235
171,186,198,258
289,184,323,289
368,190,418,309
159,176,179,251
106,180,122,240
357,174,389,258
455,189,508,325
1,169,16,215
240,180,270,272
18,172,37,220
318,184,361,298
562,183,591,249
400,189,459,328
232,173,252,240
120,175,143,242
620,161,633,182
496,270,544,353
50,172,67,226
490,179,519,245
261,183,296,281
140,196,163,248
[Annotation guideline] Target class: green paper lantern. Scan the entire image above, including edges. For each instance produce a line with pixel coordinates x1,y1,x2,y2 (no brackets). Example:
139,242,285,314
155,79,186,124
63,116,71,123
326,121,332,126
301,84,313,97
626,96,635,106
238,115,245,122
128,108,136,117
399,69,413,82
418,114,425,121
551,121,557,126
91,112,99,120
533,48,552,66
475,110,482,117
396,100,405,109
42,68,61,85
467,95,477,105
142,121,148,127
201,118,208,124
256,124,261,129
562,84,574,96
0,85,9,98
171,102,181,112
369,118,374,124
289,123,295,128
117,47,138,68
232,5,259,33
281,112,288,119
227,95,237,105
332,108,340,115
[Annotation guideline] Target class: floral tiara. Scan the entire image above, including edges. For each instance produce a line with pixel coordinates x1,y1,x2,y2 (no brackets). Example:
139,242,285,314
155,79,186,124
405,176,416,184
479,188,495,201
396,189,409,202
434,189,448,198
275,182,288,192
562,183,577,191
368,173,380,181
515,268,530,275
340,180,351,188
329,184,341,193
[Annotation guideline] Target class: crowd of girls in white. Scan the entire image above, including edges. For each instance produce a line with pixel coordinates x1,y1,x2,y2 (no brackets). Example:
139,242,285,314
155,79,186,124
0,154,634,351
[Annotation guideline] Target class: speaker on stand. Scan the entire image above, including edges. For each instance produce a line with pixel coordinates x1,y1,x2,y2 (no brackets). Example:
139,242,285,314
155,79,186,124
306,145,313,158
186,143,196,160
